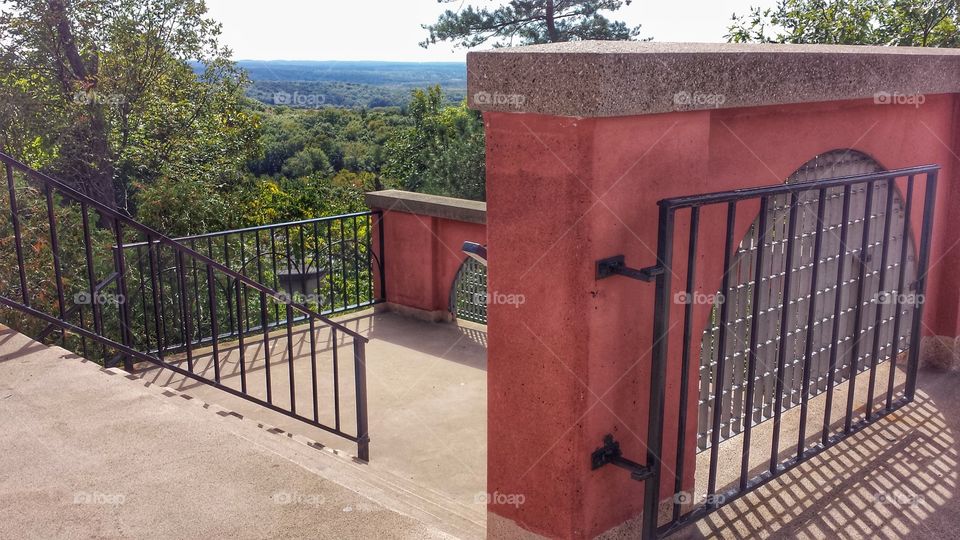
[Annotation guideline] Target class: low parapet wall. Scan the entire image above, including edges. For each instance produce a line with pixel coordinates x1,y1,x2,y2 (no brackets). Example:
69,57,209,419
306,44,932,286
366,190,487,322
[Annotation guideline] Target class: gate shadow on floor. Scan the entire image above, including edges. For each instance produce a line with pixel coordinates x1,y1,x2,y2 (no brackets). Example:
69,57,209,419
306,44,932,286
678,368,959,539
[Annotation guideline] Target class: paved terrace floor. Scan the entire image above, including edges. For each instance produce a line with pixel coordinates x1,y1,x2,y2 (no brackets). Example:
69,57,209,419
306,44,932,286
0,323,473,539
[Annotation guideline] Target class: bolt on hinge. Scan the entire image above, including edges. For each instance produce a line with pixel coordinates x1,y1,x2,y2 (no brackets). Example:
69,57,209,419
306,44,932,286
591,434,653,481
596,255,663,282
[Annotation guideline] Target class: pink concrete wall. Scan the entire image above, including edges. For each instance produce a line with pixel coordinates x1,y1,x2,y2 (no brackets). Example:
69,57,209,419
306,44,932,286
371,209,486,318
485,94,960,538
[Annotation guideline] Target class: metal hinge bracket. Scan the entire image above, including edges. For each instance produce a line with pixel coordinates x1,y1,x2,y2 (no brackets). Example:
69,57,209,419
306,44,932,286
595,255,663,282
590,434,653,481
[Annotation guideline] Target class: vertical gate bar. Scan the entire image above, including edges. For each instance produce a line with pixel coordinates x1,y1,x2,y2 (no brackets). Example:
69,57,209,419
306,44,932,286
235,279,247,394
353,215,361,308
366,214,374,304
886,176,915,410
332,327,342,430
312,222,323,310
271,228,280,321
797,188,827,457
286,304,296,414
822,185,854,444
80,202,103,335
147,237,165,359
672,206,699,523
309,316,319,423
176,250,195,372
843,181,875,433
44,185,66,339
354,339,370,462
6,162,29,305
739,197,768,490
770,193,800,472
708,202,737,497
642,202,675,540
866,178,897,419
259,289,273,404
239,231,250,332
224,237,235,336
136,245,152,351
206,264,221,383
327,222,336,311
114,221,134,371
190,239,202,341
377,211,387,301
905,170,938,401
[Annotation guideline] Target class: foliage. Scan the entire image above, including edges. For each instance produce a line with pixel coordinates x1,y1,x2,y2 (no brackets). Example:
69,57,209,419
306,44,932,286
422,0,644,48
0,0,261,212
727,0,960,46
383,86,486,200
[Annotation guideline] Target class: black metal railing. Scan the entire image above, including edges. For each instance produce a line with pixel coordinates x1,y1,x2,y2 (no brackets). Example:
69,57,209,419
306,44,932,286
0,151,371,460
593,165,938,539
122,212,383,352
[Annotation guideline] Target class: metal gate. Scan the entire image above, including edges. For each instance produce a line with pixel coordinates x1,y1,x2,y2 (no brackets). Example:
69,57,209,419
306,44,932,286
696,151,917,450
641,161,938,538
450,257,488,324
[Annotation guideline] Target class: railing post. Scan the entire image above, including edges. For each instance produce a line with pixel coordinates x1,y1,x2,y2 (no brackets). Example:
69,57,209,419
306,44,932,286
642,203,675,540
905,170,938,400
353,339,370,461
5,161,29,305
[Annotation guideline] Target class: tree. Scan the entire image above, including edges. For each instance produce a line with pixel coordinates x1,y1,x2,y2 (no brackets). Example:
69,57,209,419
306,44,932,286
727,0,960,46
383,86,486,200
421,0,643,48
0,0,260,213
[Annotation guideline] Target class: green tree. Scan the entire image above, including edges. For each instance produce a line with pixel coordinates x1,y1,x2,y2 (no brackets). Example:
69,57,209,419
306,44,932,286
383,86,486,200
421,0,643,48
0,0,260,214
728,0,960,46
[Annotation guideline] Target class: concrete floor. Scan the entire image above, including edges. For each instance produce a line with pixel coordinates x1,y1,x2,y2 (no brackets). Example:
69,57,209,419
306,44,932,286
132,310,488,534
0,325,466,539
675,361,960,539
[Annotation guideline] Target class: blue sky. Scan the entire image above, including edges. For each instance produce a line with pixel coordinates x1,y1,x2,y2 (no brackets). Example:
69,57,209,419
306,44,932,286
205,0,778,62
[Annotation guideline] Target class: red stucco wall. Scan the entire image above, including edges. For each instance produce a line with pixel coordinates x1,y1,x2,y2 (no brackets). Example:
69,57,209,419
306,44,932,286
484,94,960,538
371,210,487,318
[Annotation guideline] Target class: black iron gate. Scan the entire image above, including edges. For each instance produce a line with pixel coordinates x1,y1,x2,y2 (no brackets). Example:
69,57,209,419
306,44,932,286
635,164,938,538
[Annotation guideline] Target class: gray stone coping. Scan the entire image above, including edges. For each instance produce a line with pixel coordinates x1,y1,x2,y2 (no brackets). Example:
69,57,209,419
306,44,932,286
365,190,486,225
466,41,960,117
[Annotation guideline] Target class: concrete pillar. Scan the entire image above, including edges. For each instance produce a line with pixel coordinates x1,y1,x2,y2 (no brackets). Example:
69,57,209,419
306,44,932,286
469,42,960,538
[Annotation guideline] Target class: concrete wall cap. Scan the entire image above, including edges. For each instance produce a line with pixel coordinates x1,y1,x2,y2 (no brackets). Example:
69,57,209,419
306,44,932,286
467,41,960,117
365,190,486,224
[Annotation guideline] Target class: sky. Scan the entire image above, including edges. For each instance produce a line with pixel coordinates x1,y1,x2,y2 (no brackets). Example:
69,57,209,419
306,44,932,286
204,0,779,62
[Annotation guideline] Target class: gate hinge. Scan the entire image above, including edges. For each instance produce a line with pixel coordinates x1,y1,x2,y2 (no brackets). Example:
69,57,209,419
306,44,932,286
596,255,663,282
590,434,653,481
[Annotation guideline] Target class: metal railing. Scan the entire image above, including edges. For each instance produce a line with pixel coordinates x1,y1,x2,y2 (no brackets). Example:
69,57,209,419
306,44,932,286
592,165,938,539
645,165,938,538
123,212,384,352
0,151,371,460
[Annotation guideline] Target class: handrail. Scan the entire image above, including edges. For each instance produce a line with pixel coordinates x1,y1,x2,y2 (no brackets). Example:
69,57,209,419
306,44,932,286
0,151,367,343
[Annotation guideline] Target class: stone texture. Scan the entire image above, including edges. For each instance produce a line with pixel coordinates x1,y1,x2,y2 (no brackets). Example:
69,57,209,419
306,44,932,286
467,41,960,117
366,189,486,224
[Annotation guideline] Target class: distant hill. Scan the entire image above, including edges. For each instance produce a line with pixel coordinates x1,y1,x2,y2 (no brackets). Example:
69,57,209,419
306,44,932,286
202,60,468,109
